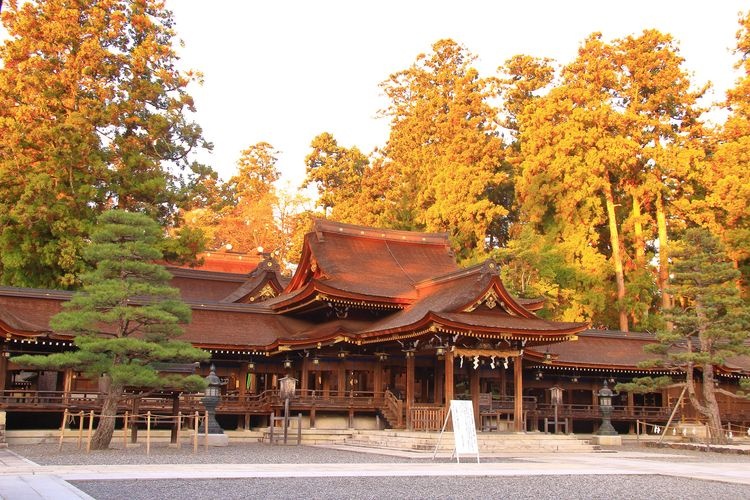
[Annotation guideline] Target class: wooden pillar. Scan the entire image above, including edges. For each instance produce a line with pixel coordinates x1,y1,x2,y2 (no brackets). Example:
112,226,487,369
301,358,309,393
322,371,330,397
337,362,346,396
500,364,507,396
434,358,443,404
444,350,454,406
470,366,480,429
238,363,247,400
405,352,415,429
0,353,6,395
373,359,383,395
130,398,140,443
514,356,524,432
61,368,73,405
627,391,635,433
170,393,180,444
421,371,429,403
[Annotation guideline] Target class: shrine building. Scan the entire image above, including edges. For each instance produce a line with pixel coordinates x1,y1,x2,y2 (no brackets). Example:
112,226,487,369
1,219,748,434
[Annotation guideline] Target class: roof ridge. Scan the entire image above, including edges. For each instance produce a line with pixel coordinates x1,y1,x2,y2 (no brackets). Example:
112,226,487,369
414,259,498,289
312,218,450,246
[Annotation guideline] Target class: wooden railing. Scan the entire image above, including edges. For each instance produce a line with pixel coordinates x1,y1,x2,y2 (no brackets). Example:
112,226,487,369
0,389,387,415
410,404,444,431
383,390,403,428
0,390,204,414
534,403,675,421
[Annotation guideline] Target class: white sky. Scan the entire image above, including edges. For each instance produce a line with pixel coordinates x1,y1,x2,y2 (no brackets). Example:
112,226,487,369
2,1,748,189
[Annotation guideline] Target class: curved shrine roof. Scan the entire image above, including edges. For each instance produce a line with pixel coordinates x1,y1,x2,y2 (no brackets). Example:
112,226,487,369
285,219,459,301
220,254,290,303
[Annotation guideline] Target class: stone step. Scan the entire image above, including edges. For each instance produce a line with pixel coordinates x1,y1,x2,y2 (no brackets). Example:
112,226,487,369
342,430,599,453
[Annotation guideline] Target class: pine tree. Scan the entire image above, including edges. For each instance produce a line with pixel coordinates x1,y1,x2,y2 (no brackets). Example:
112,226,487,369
12,210,209,450
644,228,750,443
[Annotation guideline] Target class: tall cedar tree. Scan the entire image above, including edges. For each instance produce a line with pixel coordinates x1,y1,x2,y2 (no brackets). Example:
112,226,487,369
680,11,750,297
508,31,702,329
0,0,213,288
12,211,209,450
643,229,750,443
377,39,508,257
304,132,369,219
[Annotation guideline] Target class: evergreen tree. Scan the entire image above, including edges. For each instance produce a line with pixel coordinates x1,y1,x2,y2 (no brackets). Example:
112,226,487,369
643,228,750,443
12,210,209,450
304,132,368,219
376,39,508,257
0,0,213,288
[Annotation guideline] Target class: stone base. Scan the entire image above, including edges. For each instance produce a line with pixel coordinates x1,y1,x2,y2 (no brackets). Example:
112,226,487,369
201,433,229,447
592,435,622,446
677,423,708,439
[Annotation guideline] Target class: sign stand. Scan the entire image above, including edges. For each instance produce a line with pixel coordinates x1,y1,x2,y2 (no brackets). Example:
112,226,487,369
432,400,479,463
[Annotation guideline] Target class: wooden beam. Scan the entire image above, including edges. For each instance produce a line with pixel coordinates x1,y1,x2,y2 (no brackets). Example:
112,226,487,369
454,348,520,359
514,356,523,432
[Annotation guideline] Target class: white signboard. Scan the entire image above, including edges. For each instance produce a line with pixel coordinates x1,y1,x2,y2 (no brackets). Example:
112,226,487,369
450,400,478,456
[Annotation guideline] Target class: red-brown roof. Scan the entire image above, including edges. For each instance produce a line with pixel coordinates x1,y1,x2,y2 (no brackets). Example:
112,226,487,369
167,251,262,274
220,255,290,303
168,268,248,302
0,288,66,335
285,219,458,301
354,261,586,344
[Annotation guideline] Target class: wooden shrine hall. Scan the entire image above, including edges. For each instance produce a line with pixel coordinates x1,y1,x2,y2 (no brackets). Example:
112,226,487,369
1,219,749,434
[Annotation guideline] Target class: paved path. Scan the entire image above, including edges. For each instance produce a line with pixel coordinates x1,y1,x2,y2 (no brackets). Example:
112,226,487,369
0,448,93,499
1,447,750,499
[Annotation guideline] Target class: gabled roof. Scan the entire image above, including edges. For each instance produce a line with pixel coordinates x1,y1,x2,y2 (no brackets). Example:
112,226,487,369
0,287,67,337
346,260,586,346
168,267,249,302
220,254,290,303
545,330,750,375
546,330,664,370
282,219,458,304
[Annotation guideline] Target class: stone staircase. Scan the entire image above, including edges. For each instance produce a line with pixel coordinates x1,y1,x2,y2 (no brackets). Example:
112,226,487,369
342,430,600,453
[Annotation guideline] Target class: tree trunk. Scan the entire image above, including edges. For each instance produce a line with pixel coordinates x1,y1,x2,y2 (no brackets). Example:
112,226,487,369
701,364,726,444
632,195,645,267
656,191,671,314
684,342,726,445
90,383,121,450
604,180,629,332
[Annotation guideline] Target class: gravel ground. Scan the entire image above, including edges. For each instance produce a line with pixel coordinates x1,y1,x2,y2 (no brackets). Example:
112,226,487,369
9,442,750,500
11,442,435,465
68,475,750,500
10,441,750,466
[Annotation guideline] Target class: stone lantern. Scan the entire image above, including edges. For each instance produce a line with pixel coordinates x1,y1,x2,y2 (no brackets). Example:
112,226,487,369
593,380,621,446
200,364,228,446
